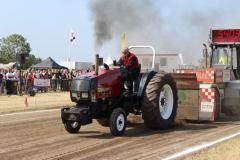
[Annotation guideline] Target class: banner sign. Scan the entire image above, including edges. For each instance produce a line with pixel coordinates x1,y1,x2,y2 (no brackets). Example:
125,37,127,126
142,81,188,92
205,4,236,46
34,79,50,87
212,29,240,43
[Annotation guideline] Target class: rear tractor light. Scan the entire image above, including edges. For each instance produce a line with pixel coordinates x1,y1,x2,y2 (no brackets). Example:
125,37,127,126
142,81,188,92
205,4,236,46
91,91,97,102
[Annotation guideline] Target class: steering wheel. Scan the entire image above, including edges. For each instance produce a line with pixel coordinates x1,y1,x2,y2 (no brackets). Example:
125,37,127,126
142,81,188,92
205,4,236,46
103,63,109,70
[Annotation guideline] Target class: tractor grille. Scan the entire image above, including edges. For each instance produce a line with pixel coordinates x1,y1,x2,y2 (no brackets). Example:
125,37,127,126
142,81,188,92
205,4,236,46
71,79,90,92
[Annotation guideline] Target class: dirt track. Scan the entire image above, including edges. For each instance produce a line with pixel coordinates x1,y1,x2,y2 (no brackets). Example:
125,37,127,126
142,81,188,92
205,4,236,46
0,110,240,160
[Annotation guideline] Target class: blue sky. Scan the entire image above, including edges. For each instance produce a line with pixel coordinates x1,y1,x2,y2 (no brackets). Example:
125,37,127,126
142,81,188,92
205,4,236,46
0,1,96,62
1,0,240,64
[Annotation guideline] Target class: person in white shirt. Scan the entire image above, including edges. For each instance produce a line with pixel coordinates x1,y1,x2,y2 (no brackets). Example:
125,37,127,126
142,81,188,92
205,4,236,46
5,69,15,94
6,69,15,80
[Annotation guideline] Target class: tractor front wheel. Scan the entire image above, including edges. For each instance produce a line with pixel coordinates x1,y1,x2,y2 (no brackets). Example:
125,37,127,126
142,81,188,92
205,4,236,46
109,108,127,136
64,121,81,134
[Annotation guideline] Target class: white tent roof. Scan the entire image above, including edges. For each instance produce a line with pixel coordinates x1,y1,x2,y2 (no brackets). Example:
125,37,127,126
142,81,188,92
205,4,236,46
0,62,15,69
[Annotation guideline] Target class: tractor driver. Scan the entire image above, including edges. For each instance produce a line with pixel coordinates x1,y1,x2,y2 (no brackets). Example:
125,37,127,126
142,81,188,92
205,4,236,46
117,48,140,91
219,49,231,65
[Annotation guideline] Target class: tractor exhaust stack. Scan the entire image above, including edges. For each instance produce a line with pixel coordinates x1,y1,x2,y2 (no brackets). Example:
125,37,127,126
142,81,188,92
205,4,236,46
203,43,208,68
95,54,99,75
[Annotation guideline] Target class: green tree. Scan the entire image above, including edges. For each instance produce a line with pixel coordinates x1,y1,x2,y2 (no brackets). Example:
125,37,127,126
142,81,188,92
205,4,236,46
25,54,42,68
0,34,41,68
0,34,31,63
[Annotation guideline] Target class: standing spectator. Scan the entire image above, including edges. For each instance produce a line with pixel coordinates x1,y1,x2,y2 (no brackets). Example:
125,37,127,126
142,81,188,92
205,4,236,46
26,72,34,92
56,69,61,90
5,69,15,94
17,71,25,95
6,69,15,80
0,69,4,95
70,69,76,79
23,69,30,92
60,70,69,91
45,70,51,92
41,70,48,92
51,71,57,91
13,69,18,79
35,70,40,79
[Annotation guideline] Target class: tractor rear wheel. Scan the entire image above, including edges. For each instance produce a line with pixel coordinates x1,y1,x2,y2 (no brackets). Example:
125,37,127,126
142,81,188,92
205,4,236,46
142,73,177,129
109,108,127,136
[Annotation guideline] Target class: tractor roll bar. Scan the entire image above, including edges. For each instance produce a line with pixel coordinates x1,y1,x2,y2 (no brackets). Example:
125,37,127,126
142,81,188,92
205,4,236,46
128,45,156,70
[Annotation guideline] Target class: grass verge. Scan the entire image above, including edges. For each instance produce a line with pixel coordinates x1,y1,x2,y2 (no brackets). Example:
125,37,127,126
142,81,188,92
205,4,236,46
184,136,240,160
0,92,75,114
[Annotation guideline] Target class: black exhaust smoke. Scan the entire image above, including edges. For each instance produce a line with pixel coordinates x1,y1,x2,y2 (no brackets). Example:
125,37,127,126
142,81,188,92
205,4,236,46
89,0,235,64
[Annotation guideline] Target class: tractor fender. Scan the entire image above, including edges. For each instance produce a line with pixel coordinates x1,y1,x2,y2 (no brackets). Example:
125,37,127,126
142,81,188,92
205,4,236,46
137,70,157,97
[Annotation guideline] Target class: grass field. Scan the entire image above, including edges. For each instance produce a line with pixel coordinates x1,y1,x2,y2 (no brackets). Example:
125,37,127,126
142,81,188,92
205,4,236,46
184,136,240,160
0,92,75,113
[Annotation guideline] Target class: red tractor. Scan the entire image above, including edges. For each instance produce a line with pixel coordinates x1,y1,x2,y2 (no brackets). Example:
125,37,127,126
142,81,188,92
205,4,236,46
61,46,178,136
61,28,240,136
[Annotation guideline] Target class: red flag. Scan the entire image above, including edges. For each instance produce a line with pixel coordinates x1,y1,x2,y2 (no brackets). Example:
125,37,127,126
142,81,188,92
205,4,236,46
69,29,76,44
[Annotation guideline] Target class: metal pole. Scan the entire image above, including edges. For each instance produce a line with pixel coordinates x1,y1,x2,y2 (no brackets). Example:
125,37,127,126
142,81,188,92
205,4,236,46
15,44,23,95
203,43,208,68
15,44,22,95
19,66,22,95
68,41,71,69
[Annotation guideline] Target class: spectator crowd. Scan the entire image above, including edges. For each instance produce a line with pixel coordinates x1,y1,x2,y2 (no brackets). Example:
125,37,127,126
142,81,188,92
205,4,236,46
0,68,93,95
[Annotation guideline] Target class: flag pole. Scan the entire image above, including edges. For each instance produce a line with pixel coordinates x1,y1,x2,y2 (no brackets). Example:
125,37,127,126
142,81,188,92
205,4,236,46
69,40,71,69
68,29,71,69
68,28,76,69
69,36,70,62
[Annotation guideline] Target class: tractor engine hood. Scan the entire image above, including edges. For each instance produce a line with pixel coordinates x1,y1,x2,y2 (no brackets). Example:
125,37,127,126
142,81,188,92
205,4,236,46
72,67,121,92
94,67,122,98
71,67,122,102
83,67,121,78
